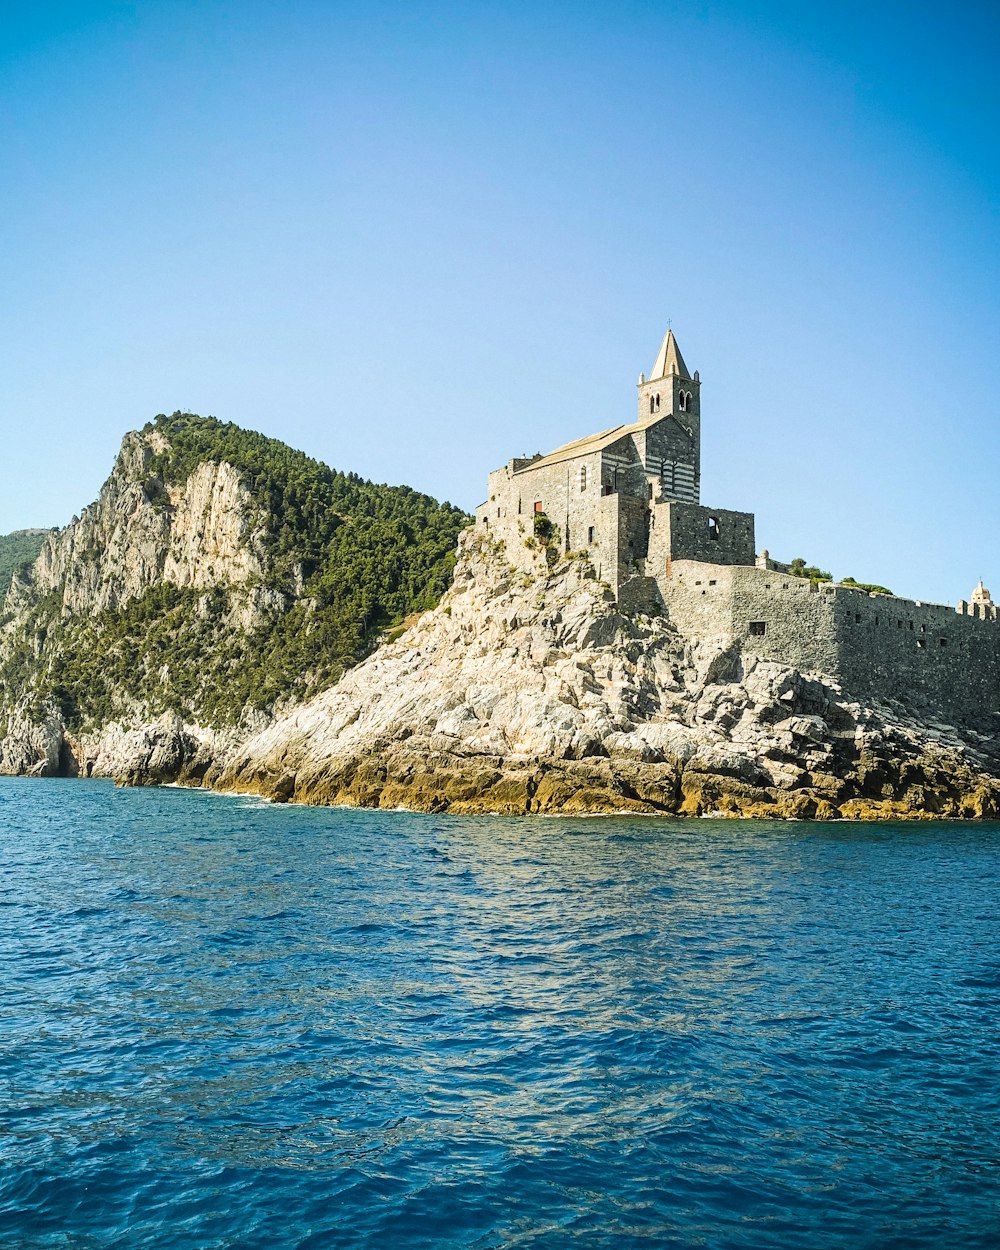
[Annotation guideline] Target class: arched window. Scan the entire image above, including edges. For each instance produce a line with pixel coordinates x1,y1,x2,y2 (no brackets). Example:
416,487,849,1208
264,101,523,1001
654,393,661,411
649,395,656,414
579,464,588,491
678,391,687,412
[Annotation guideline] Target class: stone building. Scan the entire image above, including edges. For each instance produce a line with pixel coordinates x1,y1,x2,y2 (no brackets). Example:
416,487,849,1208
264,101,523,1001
477,330,1000,729
475,329,754,592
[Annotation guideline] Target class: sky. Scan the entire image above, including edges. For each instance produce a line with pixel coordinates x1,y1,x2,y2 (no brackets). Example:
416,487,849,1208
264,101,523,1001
1,0,997,604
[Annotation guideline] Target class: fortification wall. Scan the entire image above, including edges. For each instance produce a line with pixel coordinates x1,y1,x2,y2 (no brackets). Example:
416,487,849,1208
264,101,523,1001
660,561,1000,728
672,504,754,567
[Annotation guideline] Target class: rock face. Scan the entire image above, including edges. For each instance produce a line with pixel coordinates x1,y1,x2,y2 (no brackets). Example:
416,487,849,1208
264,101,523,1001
0,415,467,784
6,432,267,619
0,428,272,781
209,532,1000,819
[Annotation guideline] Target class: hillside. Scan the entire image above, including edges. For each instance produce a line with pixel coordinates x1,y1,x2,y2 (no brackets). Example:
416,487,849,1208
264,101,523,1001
0,413,468,771
0,529,51,596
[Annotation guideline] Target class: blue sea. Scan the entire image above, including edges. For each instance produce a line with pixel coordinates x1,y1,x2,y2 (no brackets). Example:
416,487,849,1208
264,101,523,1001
1,779,999,1248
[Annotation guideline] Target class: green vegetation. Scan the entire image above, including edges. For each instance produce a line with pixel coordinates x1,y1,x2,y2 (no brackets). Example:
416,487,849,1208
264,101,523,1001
0,530,50,597
0,414,469,731
841,577,894,596
532,511,559,566
786,557,892,596
532,512,556,544
788,557,832,583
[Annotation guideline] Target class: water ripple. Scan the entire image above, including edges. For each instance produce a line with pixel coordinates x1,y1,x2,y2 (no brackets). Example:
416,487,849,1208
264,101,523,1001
0,779,998,1247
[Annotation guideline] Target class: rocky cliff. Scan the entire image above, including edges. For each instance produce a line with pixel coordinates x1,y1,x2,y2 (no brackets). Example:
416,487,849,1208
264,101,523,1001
0,413,467,778
4,419,998,818
206,530,1000,819
0,529,51,597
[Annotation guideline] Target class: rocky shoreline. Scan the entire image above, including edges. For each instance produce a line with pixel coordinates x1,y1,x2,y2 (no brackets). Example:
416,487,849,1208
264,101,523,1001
5,530,1000,821
201,532,1000,820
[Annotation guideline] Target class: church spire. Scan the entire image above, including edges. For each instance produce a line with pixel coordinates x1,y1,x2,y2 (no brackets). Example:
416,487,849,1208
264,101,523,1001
648,328,691,381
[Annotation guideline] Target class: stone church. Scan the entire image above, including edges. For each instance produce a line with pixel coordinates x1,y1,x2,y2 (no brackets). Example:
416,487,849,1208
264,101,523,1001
476,329,755,593
477,329,999,728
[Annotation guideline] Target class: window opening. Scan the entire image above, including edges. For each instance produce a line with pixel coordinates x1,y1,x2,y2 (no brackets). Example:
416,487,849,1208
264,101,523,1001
749,621,766,636
587,526,594,544
708,516,721,541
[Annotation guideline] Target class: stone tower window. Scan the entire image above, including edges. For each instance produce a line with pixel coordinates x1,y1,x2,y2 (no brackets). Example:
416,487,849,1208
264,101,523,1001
579,464,588,491
749,621,766,636
678,391,687,412
708,516,721,541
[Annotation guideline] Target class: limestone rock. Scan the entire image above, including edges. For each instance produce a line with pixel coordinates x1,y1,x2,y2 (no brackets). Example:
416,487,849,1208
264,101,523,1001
209,531,1000,818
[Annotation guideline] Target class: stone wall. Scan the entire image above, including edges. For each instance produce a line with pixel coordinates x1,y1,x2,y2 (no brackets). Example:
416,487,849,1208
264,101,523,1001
639,420,699,503
660,561,1000,729
477,448,609,568
648,503,756,574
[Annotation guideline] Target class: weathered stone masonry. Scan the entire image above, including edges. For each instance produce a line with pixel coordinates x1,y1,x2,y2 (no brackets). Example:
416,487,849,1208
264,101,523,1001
476,330,1000,731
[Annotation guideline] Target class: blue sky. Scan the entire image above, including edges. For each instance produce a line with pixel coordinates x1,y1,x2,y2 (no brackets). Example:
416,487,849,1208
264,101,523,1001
1,0,997,604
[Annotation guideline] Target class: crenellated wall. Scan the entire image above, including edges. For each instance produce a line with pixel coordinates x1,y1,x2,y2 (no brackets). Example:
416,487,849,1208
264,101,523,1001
658,561,1000,728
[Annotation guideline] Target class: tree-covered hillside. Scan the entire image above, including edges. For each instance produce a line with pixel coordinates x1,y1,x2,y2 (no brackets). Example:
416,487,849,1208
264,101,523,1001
0,530,50,597
0,414,469,732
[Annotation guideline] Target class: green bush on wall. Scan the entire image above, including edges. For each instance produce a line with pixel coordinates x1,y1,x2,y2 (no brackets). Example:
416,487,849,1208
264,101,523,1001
533,512,556,544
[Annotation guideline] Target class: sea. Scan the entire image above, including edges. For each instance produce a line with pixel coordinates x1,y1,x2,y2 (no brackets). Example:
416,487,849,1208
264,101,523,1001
1,778,998,1249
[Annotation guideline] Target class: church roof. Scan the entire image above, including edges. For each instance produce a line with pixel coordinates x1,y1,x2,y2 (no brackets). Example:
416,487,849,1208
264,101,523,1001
648,329,690,380
512,413,674,474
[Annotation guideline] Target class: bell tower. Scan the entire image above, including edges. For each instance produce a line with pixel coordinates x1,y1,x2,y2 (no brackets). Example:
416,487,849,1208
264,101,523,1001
636,328,702,504
637,328,701,429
